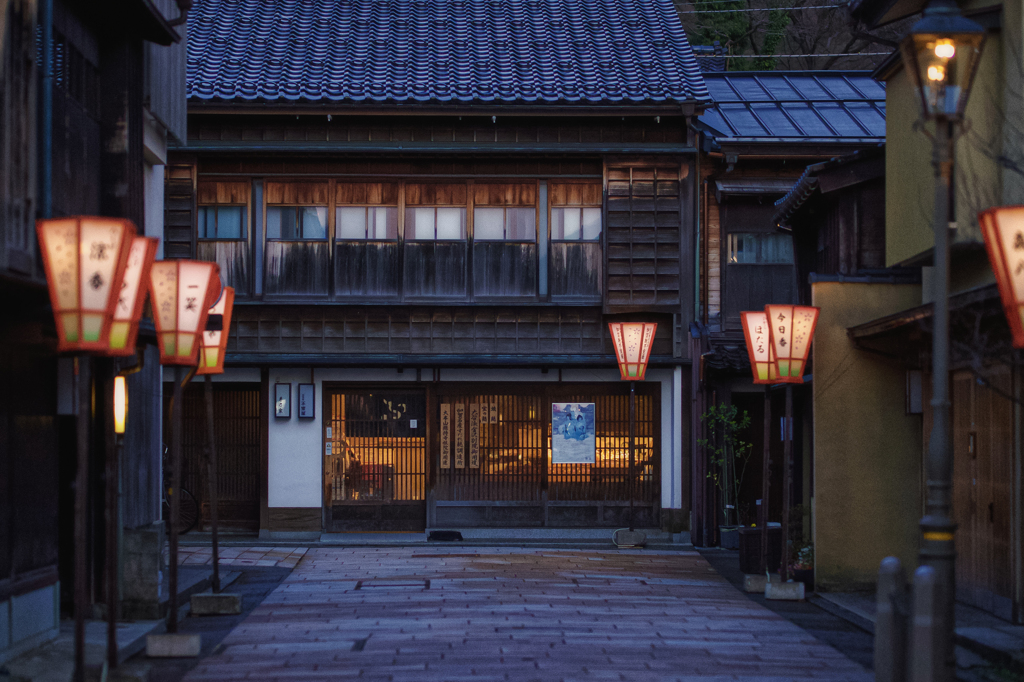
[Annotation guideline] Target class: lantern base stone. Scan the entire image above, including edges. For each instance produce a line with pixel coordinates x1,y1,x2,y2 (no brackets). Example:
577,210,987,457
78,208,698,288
743,573,781,593
765,581,806,601
612,529,647,548
190,592,242,616
146,633,201,658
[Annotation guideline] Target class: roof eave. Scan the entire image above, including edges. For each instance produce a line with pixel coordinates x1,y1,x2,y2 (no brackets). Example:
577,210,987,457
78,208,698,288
186,99,710,117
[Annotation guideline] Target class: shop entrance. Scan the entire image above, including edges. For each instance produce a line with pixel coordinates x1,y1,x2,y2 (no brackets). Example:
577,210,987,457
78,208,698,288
323,389,427,531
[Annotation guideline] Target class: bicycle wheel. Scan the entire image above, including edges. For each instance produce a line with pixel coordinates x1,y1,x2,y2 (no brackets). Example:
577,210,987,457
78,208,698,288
163,487,200,534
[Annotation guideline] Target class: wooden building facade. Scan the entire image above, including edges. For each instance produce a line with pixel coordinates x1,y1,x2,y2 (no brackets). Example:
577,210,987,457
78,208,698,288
171,0,708,536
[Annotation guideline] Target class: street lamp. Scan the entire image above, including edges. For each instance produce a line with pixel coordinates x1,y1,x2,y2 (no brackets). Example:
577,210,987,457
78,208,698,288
148,259,221,634
196,286,235,593
36,217,136,682
899,2,985,679
608,322,657,537
978,206,1024,347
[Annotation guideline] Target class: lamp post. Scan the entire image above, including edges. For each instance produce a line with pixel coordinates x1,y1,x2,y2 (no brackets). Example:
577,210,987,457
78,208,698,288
36,217,136,682
765,304,818,582
148,260,220,633
900,3,985,678
740,311,778,575
608,322,657,533
196,286,235,593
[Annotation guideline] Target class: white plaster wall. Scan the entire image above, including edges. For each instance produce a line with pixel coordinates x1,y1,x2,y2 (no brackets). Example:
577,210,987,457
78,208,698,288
268,368,323,508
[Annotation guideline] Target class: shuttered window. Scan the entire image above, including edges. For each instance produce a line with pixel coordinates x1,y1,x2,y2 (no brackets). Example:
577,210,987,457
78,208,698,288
264,183,330,297
334,183,400,298
196,181,252,296
549,183,602,301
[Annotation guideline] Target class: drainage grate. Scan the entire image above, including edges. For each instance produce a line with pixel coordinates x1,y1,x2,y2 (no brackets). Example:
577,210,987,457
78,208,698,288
355,579,430,590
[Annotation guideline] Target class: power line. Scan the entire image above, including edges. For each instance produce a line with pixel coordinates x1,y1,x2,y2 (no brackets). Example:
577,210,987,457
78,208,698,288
679,5,844,12
718,51,891,57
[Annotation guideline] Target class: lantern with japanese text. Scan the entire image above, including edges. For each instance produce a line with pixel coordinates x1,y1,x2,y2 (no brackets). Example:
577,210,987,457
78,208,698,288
36,217,136,353
148,260,221,365
765,304,820,383
108,236,158,356
979,206,1024,347
740,311,778,384
608,322,658,381
197,286,235,375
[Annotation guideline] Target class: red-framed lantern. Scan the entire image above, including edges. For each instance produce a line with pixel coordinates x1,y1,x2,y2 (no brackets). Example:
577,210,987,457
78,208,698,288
979,205,1024,347
148,260,221,366
197,286,235,375
740,310,778,384
765,304,820,384
608,322,658,381
108,236,158,356
36,216,136,353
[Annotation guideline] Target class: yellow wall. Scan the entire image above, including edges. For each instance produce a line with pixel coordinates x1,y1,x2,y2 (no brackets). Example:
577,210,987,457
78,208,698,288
812,281,923,591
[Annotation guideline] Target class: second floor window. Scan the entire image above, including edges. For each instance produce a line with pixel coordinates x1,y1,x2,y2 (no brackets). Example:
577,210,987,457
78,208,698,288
728,233,794,264
198,206,247,240
474,207,536,241
551,207,602,241
407,207,466,240
267,206,328,240
337,206,398,240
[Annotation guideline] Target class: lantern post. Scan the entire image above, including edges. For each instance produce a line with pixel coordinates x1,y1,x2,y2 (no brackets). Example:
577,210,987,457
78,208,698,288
898,3,985,677
197,286,235,593
36,217,136,682
765,304,819,582
608,322,658,533
148,260,220,633
740,311,778,574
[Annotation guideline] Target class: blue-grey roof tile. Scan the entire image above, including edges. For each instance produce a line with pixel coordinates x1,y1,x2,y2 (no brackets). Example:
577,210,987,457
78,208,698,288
187,0,710,106
698,71,885,143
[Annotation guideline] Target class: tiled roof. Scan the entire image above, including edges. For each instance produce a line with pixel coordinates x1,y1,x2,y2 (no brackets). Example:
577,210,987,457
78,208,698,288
692,44,725,73
699,71,886,143
187,0,710,106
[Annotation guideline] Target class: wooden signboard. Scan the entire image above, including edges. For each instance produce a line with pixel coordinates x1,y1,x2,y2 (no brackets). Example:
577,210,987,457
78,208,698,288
454,402,466,468
469,403,480,469
440,404,451,468
489,396,498,424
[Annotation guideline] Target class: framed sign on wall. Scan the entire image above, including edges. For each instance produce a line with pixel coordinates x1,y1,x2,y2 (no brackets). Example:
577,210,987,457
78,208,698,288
298,383,315,419
275,383,291,418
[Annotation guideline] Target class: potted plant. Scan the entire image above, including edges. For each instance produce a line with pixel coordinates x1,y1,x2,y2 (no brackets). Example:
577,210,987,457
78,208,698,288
791,544,814,591
699,402,753,549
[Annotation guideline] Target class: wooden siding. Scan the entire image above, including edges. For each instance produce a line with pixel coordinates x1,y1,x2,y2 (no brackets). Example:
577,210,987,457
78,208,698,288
265,241,330,297
402,242,467,298
121,345,164,530
605,166,684,310
405,183,468,206
198,157,603,179
336,182,399,205
266,181,329,205
227,306,673,357
144,31,187,143
164,161,197,258
473,243,536,297
474,183,536,206
1,0,39,279
334,242,401,297
198,180,249,204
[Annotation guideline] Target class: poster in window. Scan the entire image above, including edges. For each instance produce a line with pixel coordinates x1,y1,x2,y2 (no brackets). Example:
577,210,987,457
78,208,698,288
551,403,596,464
454,402,466,468
469,403,480,468
440,404,451,468
298,383,315,419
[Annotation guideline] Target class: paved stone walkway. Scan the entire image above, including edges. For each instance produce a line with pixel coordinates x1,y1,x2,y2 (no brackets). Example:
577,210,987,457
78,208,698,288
176,545,308,568
182,547,871,682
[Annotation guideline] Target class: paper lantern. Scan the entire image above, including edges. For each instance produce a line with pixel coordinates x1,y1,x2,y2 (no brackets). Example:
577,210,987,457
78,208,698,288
148,260,221,365
108,236,158,356
197,286,235,375
608,322,658,381
113,375,127,435
36,217,136,353
740,311,778,384
979,206,1024,346
765,304,820,383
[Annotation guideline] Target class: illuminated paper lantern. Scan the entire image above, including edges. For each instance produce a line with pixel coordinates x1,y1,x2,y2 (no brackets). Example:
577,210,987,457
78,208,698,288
608,322,658,381
36,217,136,353
108,236,158,356
197,286,235,375
765,304,820,383
148,260,221,365
740,310,778,384
979,206,1024,347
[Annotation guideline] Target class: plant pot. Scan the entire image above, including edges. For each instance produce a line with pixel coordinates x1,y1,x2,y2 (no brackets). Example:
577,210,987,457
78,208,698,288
737,526,781,574
792,568,814,592
719,525,740,549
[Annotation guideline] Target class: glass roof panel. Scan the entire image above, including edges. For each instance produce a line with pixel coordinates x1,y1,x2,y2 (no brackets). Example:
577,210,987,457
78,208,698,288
704,78,740,102
750,103,800,136
846,103,886,136
728,77,773,101
699,109,734,136
759,77,800,100
788,76,831,100
813,103,867,135
846,76,886,99
817,75,860,99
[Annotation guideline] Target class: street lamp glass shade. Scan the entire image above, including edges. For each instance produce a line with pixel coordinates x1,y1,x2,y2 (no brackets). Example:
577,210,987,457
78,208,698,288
113,375,127,435
108,236,158,356
900,0,986,120
197,286,235,375
36,217,136,353
148,260,221,366
765,304,820,383
740,311,778,384
608,322,658,381
979,205,1024,347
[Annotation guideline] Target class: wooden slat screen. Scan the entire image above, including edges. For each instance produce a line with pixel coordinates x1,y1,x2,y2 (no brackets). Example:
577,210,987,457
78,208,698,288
605,166,683,310
163,163,196,259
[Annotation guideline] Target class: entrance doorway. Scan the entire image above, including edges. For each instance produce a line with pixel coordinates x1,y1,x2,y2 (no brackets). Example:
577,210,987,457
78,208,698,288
324,388,427,531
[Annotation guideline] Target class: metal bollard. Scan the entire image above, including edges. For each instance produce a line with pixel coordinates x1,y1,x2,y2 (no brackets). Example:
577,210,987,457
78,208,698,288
909,565,939,682
875,557,908,682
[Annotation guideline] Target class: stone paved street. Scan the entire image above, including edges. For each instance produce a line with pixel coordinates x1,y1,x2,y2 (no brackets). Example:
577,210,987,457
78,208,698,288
180,547,871,682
